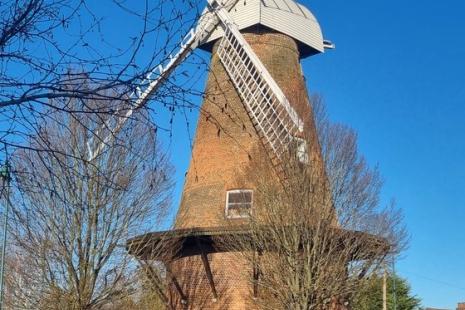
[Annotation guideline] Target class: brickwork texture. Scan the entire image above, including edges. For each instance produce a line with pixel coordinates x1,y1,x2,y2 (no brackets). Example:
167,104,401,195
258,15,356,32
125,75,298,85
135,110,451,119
170,30,324,309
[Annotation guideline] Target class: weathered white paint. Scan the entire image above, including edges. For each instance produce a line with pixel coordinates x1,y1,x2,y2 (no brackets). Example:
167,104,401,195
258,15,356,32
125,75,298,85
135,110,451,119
200,0,325,58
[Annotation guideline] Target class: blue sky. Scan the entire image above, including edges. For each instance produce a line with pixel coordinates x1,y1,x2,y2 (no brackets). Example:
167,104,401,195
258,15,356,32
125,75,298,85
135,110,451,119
7,0,463,307
150,0,465,307
303,0,465,308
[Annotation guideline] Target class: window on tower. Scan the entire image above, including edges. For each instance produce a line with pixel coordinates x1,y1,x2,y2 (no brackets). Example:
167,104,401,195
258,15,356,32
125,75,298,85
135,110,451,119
294,137,309,164
225,189,253,219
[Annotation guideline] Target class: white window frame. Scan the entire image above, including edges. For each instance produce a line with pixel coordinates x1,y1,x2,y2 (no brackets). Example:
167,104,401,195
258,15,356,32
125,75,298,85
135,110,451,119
225,189,253,219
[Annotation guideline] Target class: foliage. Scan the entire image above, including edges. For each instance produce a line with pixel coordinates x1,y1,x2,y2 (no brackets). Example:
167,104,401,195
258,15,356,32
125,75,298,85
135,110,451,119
351,273,421,310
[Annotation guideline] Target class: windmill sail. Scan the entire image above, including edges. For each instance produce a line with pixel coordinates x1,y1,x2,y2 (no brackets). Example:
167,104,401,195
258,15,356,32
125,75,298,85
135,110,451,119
86,0,240,161
87,0,306,171
213,3,304,171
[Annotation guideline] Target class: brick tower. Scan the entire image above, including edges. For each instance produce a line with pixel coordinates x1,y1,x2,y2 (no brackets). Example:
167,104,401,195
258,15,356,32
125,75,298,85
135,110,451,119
175,0,329,230
175,31,319,228
125,1,336,309
170,1,332,309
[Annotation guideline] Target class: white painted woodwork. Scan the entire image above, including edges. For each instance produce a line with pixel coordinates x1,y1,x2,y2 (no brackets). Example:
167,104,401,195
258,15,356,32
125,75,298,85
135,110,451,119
201,0,325,58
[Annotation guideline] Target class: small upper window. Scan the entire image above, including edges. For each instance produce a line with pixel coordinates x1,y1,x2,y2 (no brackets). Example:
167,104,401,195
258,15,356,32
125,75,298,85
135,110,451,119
226,190,253,219
294,137,309,164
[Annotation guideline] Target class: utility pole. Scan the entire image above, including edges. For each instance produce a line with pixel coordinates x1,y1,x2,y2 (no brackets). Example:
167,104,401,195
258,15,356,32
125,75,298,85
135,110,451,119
383,266,387,310
392,259,397,310
0,158,11,310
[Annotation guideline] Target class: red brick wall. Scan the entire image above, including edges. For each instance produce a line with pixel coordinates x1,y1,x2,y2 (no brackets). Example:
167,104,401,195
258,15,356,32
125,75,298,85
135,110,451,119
175,31,322,229
170,31,324,309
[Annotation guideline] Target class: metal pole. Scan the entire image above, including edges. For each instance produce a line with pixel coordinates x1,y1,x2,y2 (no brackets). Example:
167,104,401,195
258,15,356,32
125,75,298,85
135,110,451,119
0,160,11,310
392,258,397,310
382,266,387,310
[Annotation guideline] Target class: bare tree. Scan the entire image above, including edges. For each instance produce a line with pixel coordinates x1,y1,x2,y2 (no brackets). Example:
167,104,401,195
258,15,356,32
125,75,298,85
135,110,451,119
311,95,407,255
5,93,174,309
225,96,407,310
3,250,46,309
0,0,208,160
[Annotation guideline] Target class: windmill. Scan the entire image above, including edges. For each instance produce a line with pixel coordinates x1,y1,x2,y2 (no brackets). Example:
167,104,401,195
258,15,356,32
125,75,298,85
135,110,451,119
120,0,341,308
87,0,333,165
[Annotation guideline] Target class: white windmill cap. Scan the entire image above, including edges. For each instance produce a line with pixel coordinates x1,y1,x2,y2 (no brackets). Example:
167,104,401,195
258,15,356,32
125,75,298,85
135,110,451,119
199,0,332,58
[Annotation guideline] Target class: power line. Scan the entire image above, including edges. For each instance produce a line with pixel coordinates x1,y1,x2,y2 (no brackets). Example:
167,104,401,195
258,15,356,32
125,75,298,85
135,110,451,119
393,261,397,310
400,269,465,292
